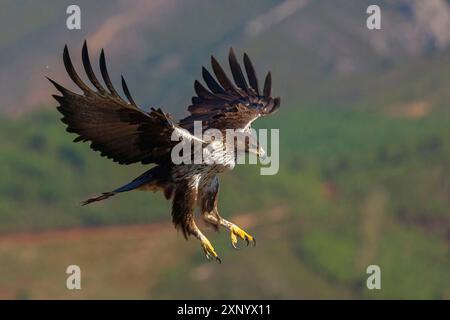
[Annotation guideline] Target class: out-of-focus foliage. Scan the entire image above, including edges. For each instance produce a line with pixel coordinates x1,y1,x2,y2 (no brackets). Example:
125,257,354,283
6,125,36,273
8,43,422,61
0,101,449,299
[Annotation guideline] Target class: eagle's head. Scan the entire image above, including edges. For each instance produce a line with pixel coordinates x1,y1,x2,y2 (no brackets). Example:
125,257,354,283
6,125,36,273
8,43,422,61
232,131,266,160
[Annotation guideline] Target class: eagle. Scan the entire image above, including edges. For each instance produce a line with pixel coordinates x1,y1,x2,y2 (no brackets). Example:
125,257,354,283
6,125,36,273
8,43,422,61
49,41,280,262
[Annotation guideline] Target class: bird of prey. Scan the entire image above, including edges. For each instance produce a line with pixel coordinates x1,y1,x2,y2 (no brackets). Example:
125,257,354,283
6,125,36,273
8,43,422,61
49,41,280,262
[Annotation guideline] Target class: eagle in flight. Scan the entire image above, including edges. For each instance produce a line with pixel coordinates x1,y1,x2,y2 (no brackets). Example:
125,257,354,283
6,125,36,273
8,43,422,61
49,41,280,262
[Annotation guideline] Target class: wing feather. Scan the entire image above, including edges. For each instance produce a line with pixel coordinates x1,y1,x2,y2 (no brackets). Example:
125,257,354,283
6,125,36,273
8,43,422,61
243,53,259,95
228,48,248,92
202,67,225,94
183,49,280,131
99,48,121,99
81,41,107,94
211,55,236,92
51,42,195,165
63,45,92,94
121,75,138,107
263,72,271,98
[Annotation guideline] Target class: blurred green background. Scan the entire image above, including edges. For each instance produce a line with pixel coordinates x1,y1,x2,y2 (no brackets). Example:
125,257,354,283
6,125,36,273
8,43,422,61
0,0,449,299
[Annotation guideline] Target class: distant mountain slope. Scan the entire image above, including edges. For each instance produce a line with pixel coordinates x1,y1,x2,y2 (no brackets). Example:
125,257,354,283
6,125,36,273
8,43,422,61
1,0,450,114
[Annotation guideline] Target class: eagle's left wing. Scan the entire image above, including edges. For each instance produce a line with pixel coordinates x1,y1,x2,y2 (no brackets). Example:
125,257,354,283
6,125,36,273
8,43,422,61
180,48,280,132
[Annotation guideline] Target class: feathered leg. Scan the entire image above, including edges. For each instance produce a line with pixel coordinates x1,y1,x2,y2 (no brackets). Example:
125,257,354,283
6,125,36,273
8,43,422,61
200,176,256,249
172,178,221,263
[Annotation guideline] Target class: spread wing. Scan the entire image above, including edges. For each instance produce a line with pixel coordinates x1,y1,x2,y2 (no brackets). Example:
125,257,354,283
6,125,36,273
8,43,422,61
49,41,195,165
180,48,280,132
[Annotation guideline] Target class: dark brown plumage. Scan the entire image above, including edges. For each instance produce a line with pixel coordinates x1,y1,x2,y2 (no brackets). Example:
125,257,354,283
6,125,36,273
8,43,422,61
49,41,281,262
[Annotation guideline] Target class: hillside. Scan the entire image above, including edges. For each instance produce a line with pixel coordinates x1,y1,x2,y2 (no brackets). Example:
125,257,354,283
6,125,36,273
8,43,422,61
0,211,353,300
2,0,450,114
1,100,449,298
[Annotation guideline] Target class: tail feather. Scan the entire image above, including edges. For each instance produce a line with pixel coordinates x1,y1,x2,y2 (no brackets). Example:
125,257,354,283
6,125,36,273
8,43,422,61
80,165,168,206
81,192,116,206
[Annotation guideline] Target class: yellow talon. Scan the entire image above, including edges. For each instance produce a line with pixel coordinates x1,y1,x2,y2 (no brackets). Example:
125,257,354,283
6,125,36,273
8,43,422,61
230,225,256,249
200,236,221,263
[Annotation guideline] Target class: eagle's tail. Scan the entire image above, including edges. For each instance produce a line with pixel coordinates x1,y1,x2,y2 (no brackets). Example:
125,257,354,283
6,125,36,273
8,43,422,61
81,166,166,206
81,192,117,206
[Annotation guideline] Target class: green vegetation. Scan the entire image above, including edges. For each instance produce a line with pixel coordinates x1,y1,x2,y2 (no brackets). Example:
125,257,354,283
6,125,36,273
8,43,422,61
0,102,449,299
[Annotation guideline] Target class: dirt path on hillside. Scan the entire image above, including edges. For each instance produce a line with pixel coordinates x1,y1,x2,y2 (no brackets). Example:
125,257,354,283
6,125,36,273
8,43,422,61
0,206,286,245
0,222,173,245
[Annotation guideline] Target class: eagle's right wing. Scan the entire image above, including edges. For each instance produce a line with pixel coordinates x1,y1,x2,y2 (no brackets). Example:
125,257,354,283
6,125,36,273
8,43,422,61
49,42,195,165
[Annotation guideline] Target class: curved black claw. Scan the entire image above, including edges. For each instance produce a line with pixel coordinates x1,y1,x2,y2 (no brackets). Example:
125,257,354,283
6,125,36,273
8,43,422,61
244,235,256,247
205,253,221,264
201,238,220,263
230,225,256,249
205,254,222,264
